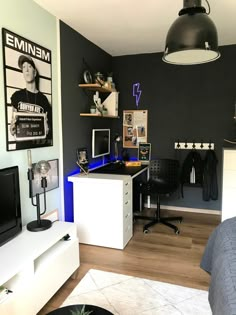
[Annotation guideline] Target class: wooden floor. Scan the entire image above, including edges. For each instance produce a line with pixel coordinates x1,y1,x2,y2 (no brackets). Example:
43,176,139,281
38,209,220,314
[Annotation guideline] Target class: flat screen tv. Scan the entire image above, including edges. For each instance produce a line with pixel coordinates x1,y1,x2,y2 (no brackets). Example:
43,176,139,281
0,166,22,246
92,129,110,158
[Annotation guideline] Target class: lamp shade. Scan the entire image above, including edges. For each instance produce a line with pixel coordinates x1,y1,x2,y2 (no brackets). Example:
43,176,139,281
35,160,51,176
163,1,220,65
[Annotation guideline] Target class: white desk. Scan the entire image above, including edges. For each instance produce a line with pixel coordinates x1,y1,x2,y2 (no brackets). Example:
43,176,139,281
68,164,148,249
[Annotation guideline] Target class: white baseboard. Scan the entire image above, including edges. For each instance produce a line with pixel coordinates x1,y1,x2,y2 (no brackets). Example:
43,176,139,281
145,203,221,216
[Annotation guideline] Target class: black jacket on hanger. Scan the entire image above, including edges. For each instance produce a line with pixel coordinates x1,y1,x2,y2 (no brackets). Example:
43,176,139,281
202,150,218,201
180,151,203,197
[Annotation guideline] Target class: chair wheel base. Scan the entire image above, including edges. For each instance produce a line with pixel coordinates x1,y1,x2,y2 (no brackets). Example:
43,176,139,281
142,216,182,235
138,158,183,236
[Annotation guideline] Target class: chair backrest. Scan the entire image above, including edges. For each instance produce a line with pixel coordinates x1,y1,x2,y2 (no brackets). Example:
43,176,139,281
149,159,180,189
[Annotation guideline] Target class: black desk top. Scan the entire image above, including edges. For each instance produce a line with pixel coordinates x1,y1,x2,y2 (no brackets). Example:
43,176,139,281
90,162,148,177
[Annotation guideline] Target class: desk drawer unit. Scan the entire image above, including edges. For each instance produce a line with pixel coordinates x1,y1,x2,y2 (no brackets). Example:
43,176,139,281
123,179,132,246
69,174,133,249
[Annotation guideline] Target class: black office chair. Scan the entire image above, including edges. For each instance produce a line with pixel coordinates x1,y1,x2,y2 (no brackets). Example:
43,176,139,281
135,159,183,234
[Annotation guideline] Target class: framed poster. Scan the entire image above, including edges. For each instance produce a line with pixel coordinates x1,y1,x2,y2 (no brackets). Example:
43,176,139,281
123,110,148,148
138,143,151,163
32,159,59,196
2,28,53,151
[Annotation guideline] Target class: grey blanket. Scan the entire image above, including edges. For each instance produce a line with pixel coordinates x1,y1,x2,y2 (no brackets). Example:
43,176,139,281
200,217,236,315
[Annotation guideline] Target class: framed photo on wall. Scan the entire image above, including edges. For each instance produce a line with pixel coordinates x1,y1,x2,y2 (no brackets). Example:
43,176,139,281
32,159,59,196
2,28,53,151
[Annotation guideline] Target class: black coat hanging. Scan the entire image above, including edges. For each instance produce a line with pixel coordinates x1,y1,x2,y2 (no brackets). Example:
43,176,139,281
202,150,218,201
180,150,203,197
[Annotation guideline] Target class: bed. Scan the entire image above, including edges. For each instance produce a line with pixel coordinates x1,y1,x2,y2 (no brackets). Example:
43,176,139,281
200,216,236,315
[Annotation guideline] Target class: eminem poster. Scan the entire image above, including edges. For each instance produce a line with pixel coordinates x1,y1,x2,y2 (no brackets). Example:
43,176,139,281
2,28,53,151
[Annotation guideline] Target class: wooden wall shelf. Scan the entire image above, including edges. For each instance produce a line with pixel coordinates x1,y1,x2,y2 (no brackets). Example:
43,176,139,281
80,113,119,118
79,83,115,93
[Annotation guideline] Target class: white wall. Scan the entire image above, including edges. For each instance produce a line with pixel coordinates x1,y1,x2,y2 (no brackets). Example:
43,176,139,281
0,0,62,226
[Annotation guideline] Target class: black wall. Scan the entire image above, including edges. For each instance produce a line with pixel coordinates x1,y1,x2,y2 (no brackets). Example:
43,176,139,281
60,21,116,221
60,20,236,220
112,48,236,211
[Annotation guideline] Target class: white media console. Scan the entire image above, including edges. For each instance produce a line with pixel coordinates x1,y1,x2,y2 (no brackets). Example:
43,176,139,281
0,221,80,314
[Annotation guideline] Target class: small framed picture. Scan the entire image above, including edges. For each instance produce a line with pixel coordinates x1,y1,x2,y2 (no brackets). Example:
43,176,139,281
138,143,151,163
76,147,89,173
32,159,59,196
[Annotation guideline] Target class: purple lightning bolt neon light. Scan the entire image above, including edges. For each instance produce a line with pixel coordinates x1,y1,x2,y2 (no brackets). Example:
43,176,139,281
133,83,142,107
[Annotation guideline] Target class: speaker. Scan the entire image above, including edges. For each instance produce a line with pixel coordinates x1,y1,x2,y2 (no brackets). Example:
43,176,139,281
121,149,130,161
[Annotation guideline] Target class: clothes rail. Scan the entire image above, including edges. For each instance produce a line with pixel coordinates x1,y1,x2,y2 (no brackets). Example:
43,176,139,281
174,141,214,150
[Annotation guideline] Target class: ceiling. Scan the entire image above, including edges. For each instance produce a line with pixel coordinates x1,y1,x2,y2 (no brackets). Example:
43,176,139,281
34,0,236,57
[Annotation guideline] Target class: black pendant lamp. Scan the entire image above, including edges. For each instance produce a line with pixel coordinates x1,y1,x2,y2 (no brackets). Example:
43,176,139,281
163,0,220,65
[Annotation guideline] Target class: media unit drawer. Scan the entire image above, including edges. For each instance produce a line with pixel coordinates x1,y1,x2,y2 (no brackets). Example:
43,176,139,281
32,238,79,313
0,222,80,314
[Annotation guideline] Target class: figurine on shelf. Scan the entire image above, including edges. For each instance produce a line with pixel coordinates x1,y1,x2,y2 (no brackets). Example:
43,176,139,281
93,92,102,114
107,72,113,83
102,105,108,116
94,72,105,86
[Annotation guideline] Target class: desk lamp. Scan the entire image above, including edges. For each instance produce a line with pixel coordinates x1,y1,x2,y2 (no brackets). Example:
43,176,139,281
27,150,52,232
114,134,122,162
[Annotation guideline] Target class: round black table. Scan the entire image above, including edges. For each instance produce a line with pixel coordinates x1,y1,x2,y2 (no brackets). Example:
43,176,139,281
46,304,114,315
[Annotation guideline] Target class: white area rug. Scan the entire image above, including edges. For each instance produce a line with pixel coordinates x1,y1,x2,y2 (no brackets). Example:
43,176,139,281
61,269,211,315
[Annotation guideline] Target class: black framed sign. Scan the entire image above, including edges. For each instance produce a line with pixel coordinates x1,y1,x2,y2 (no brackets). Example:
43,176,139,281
2,28,53,151
138,142,151,163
